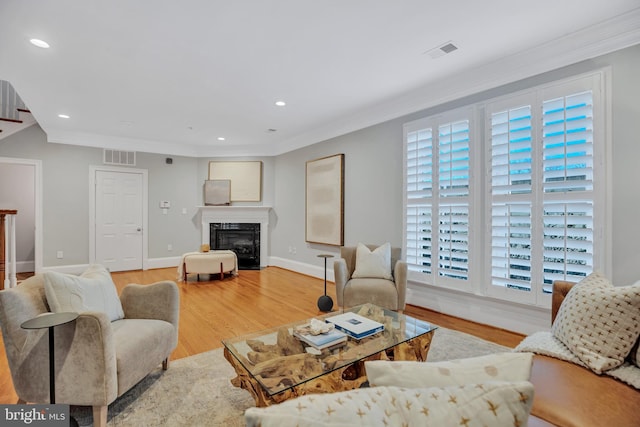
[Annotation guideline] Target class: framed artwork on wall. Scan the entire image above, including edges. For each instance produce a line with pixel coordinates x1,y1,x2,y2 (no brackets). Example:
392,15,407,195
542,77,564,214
204,180,231,206
305,153,344,246
208,161,262,202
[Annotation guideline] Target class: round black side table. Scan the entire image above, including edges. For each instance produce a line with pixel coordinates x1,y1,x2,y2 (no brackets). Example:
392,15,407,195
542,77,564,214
21,312,78,404
317,254,334,312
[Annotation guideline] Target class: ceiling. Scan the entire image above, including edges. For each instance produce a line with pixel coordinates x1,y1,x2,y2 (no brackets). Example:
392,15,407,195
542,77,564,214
1,1,639,158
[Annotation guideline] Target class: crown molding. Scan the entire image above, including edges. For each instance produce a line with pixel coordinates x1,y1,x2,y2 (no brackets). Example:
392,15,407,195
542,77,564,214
46,130,201,157
46,129,278,158
273,8,640,156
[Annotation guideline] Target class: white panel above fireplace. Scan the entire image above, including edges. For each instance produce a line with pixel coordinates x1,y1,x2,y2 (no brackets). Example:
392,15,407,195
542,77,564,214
198,206,272,268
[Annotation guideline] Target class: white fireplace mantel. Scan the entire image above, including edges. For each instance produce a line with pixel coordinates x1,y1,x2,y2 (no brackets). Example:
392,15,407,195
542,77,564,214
198,206,272,267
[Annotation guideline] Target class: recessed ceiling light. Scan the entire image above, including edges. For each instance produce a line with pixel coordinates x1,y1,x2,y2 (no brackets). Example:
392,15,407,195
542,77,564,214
58,114,70,119
275,101,286,107
217,137,225,141
30,39,50,49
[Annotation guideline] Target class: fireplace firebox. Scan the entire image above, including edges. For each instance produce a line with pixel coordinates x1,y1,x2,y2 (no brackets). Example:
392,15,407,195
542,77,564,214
210,223,260,270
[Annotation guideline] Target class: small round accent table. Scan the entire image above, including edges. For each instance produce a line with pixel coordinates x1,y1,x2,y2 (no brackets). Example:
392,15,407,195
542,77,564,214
317,254,334,312
21,312,78,404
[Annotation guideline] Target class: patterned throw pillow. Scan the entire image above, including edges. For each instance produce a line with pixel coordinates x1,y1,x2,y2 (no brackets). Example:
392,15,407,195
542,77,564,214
245,382,534,427
551,272,640,373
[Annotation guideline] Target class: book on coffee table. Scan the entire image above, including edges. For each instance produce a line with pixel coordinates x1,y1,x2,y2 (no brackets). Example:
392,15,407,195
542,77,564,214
293,328,348,350
325,312,384,340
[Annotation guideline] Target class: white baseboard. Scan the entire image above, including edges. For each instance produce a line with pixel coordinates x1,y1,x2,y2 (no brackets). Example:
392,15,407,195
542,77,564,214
41,258,181,274
16,260,35,273
147,256,181,270
268,256,335,282
145,256,333,280
406,283,551,336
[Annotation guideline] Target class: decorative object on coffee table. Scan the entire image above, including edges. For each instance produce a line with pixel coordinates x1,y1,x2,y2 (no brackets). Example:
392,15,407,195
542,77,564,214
317,254,334,312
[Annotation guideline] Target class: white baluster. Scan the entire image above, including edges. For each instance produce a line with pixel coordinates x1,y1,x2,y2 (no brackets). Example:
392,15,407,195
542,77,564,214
1,210,18,289
8,213,17,288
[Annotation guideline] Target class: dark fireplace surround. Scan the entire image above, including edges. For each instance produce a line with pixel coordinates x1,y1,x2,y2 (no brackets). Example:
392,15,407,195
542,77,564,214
210,223,260,269
199,206,270,269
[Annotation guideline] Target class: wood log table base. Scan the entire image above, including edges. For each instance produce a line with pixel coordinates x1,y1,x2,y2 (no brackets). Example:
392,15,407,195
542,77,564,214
224,328,434,407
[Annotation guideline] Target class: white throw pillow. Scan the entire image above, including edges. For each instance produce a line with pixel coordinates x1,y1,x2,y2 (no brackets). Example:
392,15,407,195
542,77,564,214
365,352,534,388
351,243,392,280
551,271,640,373
245,382,534,427
44,264,125,321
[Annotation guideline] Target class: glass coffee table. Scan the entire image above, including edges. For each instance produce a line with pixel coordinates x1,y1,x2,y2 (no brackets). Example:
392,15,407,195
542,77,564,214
222,303,437,407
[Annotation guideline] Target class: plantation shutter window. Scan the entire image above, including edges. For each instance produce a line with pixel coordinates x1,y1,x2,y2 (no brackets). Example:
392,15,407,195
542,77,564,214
404,71,605,307
541,90,595,287
491,203,533,292
489,104,534,295
406,126,434,274
485,80,599,305
404,112,473,288
542,202,593,289
542,91,593,193
437,120,470,280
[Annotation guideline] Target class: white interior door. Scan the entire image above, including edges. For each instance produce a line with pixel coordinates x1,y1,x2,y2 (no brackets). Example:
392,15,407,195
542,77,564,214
95,170,143,271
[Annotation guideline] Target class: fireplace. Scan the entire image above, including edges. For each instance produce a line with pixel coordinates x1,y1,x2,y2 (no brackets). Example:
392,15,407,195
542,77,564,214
211,223,260,269
198,206,271,269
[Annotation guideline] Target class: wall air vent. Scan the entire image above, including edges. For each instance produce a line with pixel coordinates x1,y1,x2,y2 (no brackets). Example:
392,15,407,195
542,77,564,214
104,149,136,166
425,41,459,59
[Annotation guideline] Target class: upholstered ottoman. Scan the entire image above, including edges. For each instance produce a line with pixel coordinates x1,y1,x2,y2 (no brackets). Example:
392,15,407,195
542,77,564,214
179,250,238,281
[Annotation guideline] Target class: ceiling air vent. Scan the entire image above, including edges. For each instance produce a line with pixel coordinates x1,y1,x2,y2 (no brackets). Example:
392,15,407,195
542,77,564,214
425,41,459,59
104,149,136,166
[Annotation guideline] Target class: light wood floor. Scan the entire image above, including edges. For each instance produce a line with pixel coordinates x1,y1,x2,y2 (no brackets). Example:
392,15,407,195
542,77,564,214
0,266,525,404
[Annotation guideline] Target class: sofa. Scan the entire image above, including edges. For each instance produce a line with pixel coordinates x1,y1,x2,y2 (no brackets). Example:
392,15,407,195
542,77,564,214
0,265,180,427
518,276,640,427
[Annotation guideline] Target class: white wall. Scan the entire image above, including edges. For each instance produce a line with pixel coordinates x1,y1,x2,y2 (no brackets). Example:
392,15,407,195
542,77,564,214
0,160,35,271
269,119,405,277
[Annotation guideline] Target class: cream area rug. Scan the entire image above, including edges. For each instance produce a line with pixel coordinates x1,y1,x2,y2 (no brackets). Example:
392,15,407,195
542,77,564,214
71,327,509,426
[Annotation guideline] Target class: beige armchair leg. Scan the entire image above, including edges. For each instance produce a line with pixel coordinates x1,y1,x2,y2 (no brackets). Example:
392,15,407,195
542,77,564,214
162,357,169,370
93,405,107,427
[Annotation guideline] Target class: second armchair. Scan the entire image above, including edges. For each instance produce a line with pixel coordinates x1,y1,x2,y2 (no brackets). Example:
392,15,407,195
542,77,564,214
333,244,407,312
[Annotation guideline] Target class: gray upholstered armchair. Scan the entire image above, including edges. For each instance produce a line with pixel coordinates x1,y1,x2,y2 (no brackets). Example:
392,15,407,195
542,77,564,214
334,244,407,312
0,273,179,427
